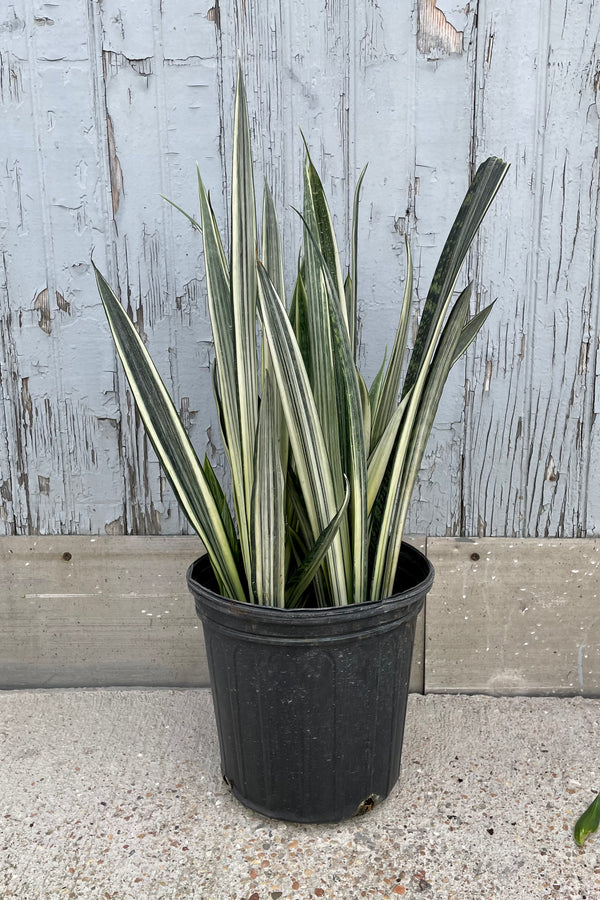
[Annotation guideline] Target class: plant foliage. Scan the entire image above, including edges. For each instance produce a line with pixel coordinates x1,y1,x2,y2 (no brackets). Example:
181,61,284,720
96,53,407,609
574,791,600,846
95,62,509,608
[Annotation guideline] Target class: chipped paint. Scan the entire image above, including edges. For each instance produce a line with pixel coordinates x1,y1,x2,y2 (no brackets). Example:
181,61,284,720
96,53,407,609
0,1,599,542
207,2,221,30
105,111,124,218
417,0,463,58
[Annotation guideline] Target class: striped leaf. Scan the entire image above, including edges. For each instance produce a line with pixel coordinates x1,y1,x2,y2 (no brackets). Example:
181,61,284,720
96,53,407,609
366,388,412,514
298,210,368,604
285,476,350,609
197,175,252,586
380,284,474,595
251,374,286,607
371,237,413,447
231,59,259,543
261,182,289,475
203,454,240,588
403,157,510,397
370,158,509,598
257,261,349,606
303,143,349,335
348,166,367,358
94,263,246,604
301,160,352,592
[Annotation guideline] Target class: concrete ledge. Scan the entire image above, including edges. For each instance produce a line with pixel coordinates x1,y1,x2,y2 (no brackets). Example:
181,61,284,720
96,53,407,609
426,538,600,696
0,689,598,898
1,536,598,694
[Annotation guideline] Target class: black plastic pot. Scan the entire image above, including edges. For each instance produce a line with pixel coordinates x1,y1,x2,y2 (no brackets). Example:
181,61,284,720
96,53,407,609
187,541,434,823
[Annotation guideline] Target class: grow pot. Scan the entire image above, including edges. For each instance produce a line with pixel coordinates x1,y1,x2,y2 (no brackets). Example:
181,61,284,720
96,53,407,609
187,541,434,823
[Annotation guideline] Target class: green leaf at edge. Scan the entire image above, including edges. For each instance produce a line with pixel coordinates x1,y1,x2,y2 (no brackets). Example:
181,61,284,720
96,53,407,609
574,792,600,846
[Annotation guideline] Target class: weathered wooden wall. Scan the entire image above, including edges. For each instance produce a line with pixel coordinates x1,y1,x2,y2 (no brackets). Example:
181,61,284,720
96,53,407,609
1,0,599,540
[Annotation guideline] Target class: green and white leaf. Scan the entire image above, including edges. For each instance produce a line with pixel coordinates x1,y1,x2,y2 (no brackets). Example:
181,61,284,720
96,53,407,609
380,284,474,594
261,181,289,475
366,388,412,514
371,236,413,447
403,157,510,396
251,374,286,607
348,166,367,358
257,261,350,606
299,210,368,605
197,174,252,585
231,59,259,544
94,263,246,604
285,476,350,609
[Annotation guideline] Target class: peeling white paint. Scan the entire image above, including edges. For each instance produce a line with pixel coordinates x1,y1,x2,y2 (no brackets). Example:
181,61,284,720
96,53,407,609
0,2,599,541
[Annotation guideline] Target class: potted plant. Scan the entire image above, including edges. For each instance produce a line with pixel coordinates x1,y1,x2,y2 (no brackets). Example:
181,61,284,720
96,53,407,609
94,63,509,823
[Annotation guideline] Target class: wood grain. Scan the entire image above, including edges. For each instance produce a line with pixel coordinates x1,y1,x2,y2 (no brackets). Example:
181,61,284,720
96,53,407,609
1,1,599,541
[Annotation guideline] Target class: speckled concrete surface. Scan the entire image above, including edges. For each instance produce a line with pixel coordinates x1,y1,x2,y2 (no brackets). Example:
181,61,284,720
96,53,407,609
0,690,598,900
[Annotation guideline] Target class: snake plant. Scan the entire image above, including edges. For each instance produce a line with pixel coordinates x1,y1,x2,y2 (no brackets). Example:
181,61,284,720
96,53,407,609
95,63,509,608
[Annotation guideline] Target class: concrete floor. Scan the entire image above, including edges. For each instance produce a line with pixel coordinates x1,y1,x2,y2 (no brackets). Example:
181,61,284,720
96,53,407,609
0,690,598,899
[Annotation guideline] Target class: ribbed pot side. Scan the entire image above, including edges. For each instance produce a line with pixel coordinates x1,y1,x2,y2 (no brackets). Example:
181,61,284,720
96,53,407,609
187,541,434,824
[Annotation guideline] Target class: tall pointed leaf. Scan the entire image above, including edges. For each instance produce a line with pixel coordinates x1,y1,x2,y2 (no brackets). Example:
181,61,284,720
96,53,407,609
231,59,259,536
251,374,286,607
285,476,350,609
203,455,240,578
368,347,388,415
403,157,509,396
291,263,312,378
94,263,246,604
197,176,252,585
348,166,367,358
370,283,472,601
261,182,289,475
298,211,368,605
257,262,349,606
366,388,412,514
371,236,413,446
303,143,348,335
381,284,474,594
301,158,352,592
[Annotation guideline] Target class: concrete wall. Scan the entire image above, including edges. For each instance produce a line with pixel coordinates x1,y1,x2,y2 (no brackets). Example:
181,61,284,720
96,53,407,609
1,0,600,540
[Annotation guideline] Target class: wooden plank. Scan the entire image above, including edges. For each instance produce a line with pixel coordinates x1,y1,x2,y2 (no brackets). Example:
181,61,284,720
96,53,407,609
352,0,416,384
425,538,600,696
0,535,426,690
0,536,206,688
95,0,223,536
2,0,600,544
404,2,477,538
463,0,600,538
0,1,127,535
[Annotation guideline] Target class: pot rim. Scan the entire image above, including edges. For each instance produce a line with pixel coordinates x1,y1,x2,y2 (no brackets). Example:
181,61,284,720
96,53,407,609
186,541,434,637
